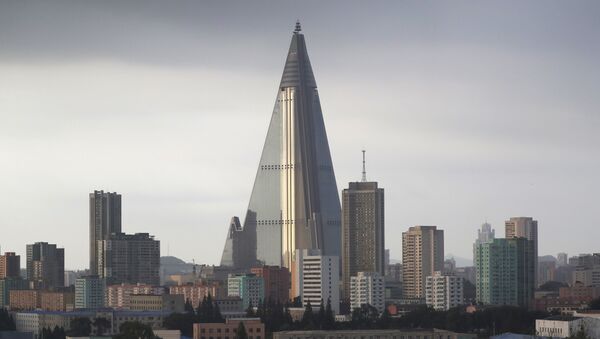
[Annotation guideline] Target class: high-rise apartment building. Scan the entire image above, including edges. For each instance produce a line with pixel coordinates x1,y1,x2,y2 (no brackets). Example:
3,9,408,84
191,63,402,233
350,272,385,314
475,238,535,307
26,242,64,289
0,252,20,278
250,265,290,303
402,226,444,299
75,275,105,309
425,271,464,311
505,217,538,285
98,232,160,285
227,274,264,310
557,253,568,267
341,169,385,300
89,190,122,275
219,23,342,278
295,249,340,314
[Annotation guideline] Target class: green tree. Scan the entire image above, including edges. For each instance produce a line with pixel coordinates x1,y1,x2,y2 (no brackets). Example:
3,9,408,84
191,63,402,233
567,324,590,339
300,300,315,329
67,317,91,337
93,317,111,336
322,297,335,330
114,321,159,339
234,321,248,339
184,298,195,314
246,299,256,317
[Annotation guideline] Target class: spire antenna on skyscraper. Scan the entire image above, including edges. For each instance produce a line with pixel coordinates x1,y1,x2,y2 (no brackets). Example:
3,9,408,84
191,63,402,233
362,150,367,182
294,20,302,33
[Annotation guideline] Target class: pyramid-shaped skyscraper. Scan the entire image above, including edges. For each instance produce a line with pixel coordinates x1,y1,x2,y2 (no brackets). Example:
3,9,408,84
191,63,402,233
220,22,341,273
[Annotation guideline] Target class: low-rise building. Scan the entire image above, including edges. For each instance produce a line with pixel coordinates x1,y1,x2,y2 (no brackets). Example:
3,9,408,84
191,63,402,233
272,329,476,339
169,283,220,308
9,290,41,311
40,290,75,311
350,272,385,313
193,318,265,339
128,294,184,313
0,277,29,307
106,283,165,309
536,315,600,338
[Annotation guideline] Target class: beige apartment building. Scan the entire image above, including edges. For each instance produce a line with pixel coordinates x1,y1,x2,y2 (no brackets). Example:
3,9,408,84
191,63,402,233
402,226,444,299
194,318,265,339
106,283,164,309
128,294,184,313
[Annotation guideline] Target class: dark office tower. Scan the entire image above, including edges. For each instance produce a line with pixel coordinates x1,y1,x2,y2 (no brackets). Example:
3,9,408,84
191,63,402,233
89,190,122,275
98,233,160,285
341,152,385,300
26,242,65,289
505,217,538,286
220,22,342,273
0,252,20,278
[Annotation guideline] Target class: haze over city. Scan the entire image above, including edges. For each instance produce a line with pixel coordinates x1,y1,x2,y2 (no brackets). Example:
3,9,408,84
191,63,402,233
1,1,599,270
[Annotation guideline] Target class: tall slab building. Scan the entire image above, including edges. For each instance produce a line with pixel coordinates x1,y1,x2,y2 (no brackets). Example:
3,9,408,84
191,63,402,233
89,190,122,275
505,217,538,285
402,226,444,299
341,153,385,300
220,22,342,276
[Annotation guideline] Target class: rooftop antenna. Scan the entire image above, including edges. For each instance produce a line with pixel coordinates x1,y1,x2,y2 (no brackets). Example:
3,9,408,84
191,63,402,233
294,20,302,34
361,150,367,182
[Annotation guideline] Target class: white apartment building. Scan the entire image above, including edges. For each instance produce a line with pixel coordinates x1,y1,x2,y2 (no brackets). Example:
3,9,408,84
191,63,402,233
536,316,600,338
295,249,339,314
425,271,463,311
350,271,385,313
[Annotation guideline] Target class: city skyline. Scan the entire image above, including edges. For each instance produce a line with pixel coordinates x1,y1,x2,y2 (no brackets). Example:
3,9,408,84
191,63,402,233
1,1,599,269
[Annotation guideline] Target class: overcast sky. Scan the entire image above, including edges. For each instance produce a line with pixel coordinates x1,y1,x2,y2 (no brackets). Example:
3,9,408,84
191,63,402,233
1,1,599,269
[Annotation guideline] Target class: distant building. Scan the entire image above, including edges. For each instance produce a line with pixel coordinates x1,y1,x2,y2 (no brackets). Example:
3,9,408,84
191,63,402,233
169,283,221,308
557,253,568,267
75,275,105,309
9,290,40,311
385,263,402,282
475,238,535,307
250,265,290,303
425,271,464,311
341,177,385,300
0,252,20,279
89,190,122,275
455,266,476,285
350,272,385,314
505,217,538,285
538,260,557,286
129,294,184,313
295,249,339,314
106,283,164,309
402,226,444,299
272,329,476,339
0,278,29,307
98,232,160,285
573,255,600,287
227,274,264,310
26,242,65,289
193,318,265,339
215,297,244,314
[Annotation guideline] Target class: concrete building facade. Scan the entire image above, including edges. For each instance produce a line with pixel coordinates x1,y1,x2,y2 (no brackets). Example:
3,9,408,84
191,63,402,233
425,271,464,311
475,238,535,307
98,232,160,285
169,283,220,308
505,217,538,285
89,190,122,276
402,226,444,299
106,283,164,309
250,265,290,303
193,318,265,339
227,274,264,310
0,252,20,279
